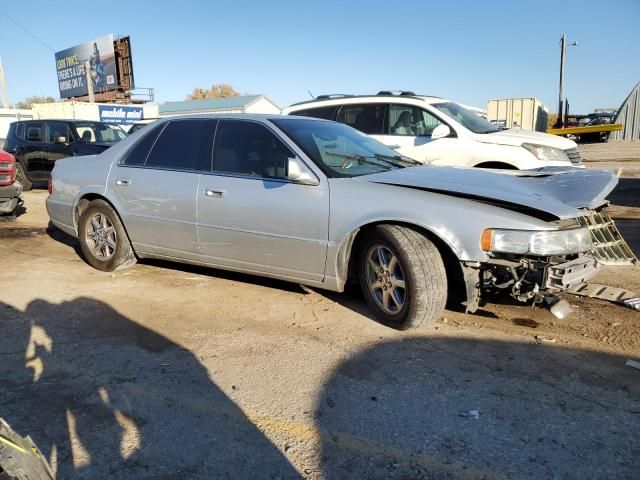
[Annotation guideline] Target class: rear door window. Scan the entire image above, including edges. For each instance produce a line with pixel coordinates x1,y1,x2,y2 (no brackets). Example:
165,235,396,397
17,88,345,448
25,123,44,142
144,119,209,171
335,104,386,134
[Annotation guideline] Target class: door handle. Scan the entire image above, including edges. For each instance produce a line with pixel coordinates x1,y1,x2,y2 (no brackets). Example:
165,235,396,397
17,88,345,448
116,179,131,186
388,144,401,149
205,188,226,198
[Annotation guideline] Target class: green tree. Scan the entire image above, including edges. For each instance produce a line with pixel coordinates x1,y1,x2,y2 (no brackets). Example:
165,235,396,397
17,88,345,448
187,84,240,100
14,95,56,109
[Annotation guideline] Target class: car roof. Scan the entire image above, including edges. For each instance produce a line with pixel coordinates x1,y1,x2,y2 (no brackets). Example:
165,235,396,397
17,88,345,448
154,114,331,123
286,93,449,109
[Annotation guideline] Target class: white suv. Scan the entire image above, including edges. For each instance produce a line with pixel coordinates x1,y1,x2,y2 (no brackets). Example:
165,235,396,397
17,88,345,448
282,92,583,170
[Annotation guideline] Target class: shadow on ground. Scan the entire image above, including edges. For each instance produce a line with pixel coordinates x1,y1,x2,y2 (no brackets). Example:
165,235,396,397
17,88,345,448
608,178,640,208
315,337,640,479
0,298,301,479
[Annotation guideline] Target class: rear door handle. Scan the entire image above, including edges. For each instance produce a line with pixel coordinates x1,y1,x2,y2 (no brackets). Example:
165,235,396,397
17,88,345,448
388,144,401,149
116,179,131,186
205,188,226,198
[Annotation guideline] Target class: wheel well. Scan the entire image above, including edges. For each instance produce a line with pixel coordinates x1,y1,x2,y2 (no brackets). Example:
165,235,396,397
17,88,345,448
474,161,518,170
346,222,466,307
74,194,122,232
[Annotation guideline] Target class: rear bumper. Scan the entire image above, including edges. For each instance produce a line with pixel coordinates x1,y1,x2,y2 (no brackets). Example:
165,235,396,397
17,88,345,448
45,196,76,237
0,182,23,214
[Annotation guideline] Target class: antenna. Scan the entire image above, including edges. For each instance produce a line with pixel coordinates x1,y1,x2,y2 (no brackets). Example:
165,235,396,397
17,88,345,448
307,90,315,99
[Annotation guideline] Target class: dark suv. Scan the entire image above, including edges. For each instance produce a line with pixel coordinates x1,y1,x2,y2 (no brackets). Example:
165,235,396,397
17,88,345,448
4,119,127,190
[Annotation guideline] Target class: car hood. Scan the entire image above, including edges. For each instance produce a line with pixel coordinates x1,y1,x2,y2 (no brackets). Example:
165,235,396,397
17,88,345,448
360,166,617,220
476,128,576,149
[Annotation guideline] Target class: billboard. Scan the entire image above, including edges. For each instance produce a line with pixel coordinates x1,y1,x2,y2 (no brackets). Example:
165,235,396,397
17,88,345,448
55,35,117,99
98,105,144,124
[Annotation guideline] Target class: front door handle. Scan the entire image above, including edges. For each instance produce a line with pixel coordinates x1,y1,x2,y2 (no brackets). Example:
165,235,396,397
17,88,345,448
205,188,226,198
116,179,131,186
388,144,401,149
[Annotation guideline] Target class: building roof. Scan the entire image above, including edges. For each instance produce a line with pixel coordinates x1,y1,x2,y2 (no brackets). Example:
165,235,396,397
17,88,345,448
159,95,268,114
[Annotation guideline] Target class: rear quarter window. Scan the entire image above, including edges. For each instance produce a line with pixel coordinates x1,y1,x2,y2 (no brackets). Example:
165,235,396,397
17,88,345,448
291,106,337,120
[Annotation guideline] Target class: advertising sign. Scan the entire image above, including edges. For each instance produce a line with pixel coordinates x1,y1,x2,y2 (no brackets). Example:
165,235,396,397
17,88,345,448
55,34,117,99
98,105,144,124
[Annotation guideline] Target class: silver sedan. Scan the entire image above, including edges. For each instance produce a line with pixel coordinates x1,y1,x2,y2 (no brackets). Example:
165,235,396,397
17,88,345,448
46,115,635,329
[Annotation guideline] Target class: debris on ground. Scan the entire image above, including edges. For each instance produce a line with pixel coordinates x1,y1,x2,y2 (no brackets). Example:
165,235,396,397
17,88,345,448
569,283,640,311
625,359,640,370
534,335,557,344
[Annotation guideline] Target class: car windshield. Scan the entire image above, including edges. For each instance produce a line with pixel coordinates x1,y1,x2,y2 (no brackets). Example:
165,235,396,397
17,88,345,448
271,118,419,177
432,102,499,134
73,122,127,143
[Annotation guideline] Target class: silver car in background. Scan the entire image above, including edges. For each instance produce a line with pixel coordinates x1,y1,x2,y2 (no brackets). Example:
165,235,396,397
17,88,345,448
46,115,635,329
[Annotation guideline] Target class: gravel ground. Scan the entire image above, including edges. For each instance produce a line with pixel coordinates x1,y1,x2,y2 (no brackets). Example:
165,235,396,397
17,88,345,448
1,163,639,479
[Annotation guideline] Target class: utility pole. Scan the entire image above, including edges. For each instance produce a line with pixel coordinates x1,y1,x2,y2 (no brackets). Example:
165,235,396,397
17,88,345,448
556,34,566,127
556,34,577,128
0,57,9,108
85,60,95,103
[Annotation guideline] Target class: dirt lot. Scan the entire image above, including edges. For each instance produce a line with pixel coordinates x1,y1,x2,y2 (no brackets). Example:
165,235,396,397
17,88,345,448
1,152,640,478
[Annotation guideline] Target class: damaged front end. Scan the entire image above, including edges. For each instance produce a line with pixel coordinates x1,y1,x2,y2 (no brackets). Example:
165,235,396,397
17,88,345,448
463,209,636,314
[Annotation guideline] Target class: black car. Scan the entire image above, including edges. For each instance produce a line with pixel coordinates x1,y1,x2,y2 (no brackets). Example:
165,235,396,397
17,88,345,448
4,119,127,190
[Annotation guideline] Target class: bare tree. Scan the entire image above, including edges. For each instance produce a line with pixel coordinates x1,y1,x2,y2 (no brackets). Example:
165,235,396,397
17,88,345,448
187,84,240,100
14,95,56,109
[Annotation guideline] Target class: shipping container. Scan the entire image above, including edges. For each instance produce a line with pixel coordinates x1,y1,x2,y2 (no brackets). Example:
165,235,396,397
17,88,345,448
486,97,549,132
31,101,159,126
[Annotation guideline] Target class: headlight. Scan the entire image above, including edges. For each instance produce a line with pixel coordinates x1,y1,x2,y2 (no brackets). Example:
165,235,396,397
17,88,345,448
522,143,570,162
481,228,592,255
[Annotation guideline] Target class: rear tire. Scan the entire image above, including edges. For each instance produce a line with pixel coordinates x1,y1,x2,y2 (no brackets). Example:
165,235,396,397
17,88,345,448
78,199,137,272
358,225,447,330
15,163,32,191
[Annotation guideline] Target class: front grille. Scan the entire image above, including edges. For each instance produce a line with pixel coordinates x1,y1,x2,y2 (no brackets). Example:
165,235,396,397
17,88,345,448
577,211,636,265
564,147,583,165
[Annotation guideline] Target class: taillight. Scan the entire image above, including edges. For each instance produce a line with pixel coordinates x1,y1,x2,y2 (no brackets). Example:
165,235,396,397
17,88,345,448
0,153,15,186
48,175,53,194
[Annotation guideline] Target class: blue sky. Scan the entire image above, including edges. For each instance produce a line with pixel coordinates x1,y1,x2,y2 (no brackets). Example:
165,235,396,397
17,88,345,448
1,0,638,113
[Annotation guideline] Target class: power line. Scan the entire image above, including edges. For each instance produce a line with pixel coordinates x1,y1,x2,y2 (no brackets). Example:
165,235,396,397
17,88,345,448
0,9,56,52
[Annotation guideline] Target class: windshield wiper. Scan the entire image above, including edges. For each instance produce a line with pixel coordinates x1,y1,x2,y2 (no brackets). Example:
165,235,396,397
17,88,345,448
325,152,393,170
372,153,421,167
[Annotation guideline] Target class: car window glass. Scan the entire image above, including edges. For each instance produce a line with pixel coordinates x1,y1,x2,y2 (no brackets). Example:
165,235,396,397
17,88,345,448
16,123,25,139
74,122,127,143
121,124,166,166
335,104,386,134
388,105,442,136
212,121,293,179
145,120,207,170
292,106,336,120
25,123,44,142
45,123,71,143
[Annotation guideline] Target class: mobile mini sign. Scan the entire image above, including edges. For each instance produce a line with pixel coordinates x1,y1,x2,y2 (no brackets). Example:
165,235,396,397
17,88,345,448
55,34,117,99
99,105,144,124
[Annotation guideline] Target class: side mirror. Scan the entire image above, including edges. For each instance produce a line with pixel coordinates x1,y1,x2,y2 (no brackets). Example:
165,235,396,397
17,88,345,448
431,124,452,140
55,136,68,144
287,157,319,185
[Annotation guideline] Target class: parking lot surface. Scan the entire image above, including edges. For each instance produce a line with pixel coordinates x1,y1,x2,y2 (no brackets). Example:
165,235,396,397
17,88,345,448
1,183,639,479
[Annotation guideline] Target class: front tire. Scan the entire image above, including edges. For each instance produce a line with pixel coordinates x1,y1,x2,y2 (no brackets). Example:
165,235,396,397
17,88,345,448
15,163,32,191
358,225,447,330
78,199,137,272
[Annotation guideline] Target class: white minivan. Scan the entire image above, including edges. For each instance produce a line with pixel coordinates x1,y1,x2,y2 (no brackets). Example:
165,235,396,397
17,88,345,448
282,92,583,170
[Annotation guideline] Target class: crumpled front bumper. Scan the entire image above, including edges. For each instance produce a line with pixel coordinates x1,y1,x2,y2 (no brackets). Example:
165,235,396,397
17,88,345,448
0,181,23,214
